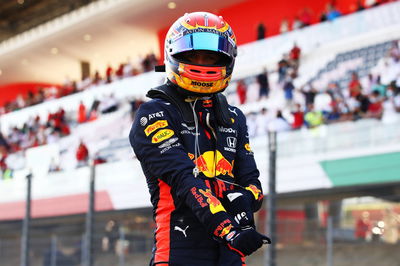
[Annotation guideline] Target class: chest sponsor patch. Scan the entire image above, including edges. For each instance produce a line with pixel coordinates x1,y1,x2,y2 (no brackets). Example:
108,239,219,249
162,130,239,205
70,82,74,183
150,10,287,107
149,111,164,120
144,120,168,136
152,129,174,143
158,137,178,148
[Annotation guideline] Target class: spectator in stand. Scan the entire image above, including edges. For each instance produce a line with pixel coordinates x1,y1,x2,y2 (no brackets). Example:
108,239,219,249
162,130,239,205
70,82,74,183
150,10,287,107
77,101,87,124
361,73,377,95
327,82,346,102
283,75,295,108
106,64,113,84
325,102,343,123
268,110,291,132
291,103,304,130
371,75,386,96
256,22,266,40
279,18,289,34
348,72,363,97
350,93,370,120
115,63,124,80
292,16,302,31
257,68,270,99
300,82,318,106
0,133,10,152
236,80,247,104
93,70,101,85
356,0,365,11
255,108,272,136
354,211,371,241
15,94,26,109
289,43,301,68
325,2,342,21
278,54,290,83
8,127,22,152
304,103,324,128
142,52,158,72
366,90,384,119
299,7,313,27
76,140,89,168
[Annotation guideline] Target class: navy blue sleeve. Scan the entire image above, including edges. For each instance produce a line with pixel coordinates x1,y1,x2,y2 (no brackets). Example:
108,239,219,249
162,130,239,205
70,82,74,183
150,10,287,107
232,107,264,212
129,100,237,238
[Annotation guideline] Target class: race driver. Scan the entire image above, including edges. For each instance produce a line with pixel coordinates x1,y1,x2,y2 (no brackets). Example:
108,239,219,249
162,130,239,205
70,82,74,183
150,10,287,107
129,11,270,266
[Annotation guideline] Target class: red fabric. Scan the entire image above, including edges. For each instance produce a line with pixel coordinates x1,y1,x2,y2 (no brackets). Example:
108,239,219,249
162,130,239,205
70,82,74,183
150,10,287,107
290,46,301,60
78,103,87,123
299,9,313,25
237,82,246,104
292,111,304,129
154,180,175,264
368,101,383,113
348,80,362,97
355,218,370,238
106,67,113,77
76,143,89,161
0,154,7,170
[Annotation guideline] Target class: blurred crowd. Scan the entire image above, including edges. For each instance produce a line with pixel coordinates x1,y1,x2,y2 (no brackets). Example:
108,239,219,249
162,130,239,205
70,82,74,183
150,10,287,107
0,52,158,114
257,0,397,39
230,40,400,135
0,92,145,179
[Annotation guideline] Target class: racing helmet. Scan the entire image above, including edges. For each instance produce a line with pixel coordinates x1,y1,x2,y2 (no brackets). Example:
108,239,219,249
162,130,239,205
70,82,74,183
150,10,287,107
164,12,237,96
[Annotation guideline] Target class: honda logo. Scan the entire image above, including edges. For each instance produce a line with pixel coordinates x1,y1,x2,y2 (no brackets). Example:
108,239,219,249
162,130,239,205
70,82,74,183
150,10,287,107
227,137,237,148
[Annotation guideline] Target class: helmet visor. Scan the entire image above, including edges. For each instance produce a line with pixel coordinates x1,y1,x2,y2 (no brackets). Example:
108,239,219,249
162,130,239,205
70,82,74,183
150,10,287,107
169,32,236,59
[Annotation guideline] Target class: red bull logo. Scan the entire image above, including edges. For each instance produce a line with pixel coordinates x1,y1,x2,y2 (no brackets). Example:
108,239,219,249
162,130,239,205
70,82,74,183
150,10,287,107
202,99,213,107
191,187,208,208
213,218,233,237
192,151,234,178
246,185,263,200
199,189,226,214
219,224,233,238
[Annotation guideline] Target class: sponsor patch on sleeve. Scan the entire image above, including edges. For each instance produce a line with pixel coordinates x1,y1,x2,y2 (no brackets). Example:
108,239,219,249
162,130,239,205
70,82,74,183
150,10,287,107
244,143,252,152
152,129,175,143
144,120,168,136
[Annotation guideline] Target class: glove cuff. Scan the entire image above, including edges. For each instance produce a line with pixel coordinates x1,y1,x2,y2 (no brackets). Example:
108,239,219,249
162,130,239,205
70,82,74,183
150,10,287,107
244,185,264,211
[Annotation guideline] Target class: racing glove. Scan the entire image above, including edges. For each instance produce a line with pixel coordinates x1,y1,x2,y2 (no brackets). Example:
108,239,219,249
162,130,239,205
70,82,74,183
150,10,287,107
224,226,271,257
222,190,254,227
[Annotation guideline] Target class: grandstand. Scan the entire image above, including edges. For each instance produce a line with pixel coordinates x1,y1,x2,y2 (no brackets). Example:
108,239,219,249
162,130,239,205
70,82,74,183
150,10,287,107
1,0,400,265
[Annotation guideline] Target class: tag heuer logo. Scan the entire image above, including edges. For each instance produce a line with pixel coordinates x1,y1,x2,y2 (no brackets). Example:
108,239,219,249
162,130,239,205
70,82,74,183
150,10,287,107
227,137,237,148
140,117,148,126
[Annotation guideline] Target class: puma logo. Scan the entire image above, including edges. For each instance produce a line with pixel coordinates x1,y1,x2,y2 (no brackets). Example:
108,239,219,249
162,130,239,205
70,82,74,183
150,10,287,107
174,225,189,238
228,107,238,116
